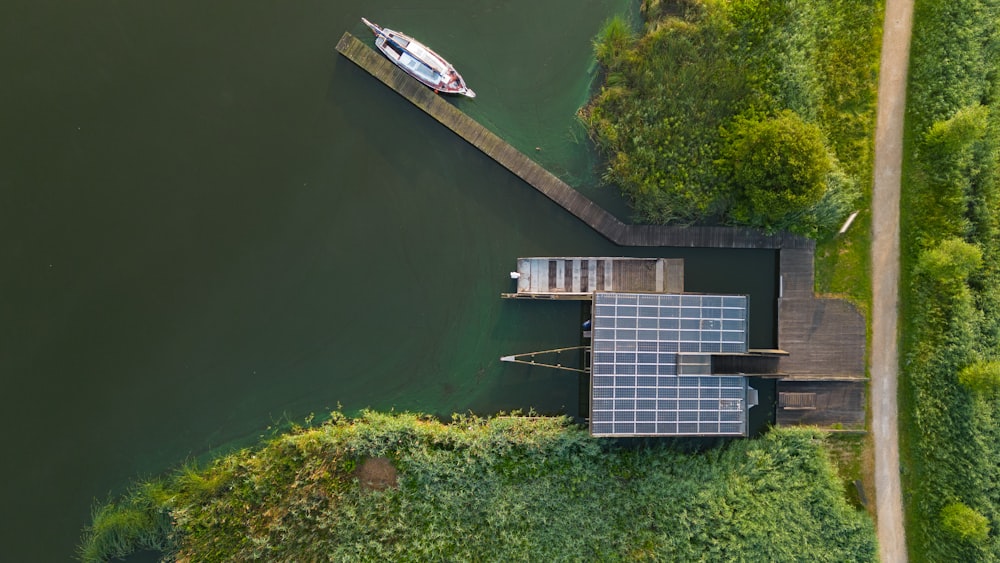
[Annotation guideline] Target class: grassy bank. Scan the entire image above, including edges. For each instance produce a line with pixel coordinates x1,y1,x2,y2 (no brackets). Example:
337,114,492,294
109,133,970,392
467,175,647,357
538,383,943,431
581,0,881,241
898,0,1000,560
80,413,876,561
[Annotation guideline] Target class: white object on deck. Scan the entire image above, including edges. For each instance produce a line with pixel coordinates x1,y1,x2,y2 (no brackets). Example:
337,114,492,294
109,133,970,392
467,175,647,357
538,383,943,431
838,210,860,235
510,272,520,279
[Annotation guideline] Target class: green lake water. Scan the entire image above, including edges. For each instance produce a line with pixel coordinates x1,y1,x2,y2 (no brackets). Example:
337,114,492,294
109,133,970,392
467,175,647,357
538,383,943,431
0,1,777,559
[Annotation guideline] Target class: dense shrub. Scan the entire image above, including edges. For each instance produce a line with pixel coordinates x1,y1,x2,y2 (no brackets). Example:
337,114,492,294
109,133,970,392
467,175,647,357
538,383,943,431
902,115,1000,560
958,360,1000,397
78,484,172,562
915,238,983,289
906,0,1000,129
593,15,635,71
81,413,877,561
718,110,832,231
940,502,991,544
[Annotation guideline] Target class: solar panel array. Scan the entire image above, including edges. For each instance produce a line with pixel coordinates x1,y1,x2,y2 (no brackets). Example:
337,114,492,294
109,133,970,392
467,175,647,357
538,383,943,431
589,293,751,437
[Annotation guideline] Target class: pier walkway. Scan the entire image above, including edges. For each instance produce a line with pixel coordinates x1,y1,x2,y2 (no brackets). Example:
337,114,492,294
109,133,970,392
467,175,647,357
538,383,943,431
336,33,807,250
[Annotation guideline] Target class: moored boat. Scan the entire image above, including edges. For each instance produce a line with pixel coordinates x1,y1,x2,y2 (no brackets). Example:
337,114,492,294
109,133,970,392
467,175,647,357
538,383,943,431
361,18,475,98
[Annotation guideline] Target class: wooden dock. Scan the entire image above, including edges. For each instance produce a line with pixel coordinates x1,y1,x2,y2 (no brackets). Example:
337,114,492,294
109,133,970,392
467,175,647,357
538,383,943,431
774,249,867,430
338,32,868,424
335,33,809,250
502,257,683,299
777,249,867,378
775,380,866,430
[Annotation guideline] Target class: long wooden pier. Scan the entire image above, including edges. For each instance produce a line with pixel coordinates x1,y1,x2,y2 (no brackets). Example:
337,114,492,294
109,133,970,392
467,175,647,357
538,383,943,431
336,33,808,250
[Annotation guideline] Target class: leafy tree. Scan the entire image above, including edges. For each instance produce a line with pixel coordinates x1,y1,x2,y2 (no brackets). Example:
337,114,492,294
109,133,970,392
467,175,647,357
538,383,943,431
958,360,1000,397
583,0,878,237
940,501,990,543
718,110,832,230
916,237,983,285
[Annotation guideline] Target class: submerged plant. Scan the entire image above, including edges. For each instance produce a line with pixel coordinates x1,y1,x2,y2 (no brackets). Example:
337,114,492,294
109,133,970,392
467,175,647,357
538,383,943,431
78,488,171,563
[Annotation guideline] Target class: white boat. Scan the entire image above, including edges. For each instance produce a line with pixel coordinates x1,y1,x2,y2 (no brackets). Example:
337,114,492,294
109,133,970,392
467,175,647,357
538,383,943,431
361,18,476,98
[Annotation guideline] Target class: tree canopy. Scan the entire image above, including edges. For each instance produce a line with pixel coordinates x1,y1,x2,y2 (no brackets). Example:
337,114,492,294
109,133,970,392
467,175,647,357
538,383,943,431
958,360,1000,397
719,110,832,230
940,502,990,544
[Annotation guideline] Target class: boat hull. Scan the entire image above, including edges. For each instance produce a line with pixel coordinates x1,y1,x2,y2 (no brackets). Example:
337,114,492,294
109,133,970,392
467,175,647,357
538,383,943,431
361,18,475,98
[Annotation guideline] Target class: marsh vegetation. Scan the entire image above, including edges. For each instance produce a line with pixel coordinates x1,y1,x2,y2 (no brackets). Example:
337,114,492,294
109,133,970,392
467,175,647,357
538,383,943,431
80,413,876,561
581,0,882,240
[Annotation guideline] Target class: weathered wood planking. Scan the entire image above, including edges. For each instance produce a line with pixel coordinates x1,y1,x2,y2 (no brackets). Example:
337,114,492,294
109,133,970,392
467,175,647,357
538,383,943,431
778,296,868,376
775,380,866,429
779,248,817,300
336,33,811,250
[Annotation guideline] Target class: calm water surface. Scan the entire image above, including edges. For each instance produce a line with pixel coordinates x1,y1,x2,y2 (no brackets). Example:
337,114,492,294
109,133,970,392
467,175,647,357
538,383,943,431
0,1,776,559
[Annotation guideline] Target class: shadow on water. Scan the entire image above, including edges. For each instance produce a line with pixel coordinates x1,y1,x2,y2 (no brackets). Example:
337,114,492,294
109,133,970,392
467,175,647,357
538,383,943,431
748,377,778,436
122,551,162,563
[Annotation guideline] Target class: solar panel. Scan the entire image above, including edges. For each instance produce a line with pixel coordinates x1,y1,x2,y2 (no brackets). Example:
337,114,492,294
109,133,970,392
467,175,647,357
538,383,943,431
590,292,753,437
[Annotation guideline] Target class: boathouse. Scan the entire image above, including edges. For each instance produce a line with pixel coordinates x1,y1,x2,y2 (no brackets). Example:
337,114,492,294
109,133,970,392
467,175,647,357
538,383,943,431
589,292,760,437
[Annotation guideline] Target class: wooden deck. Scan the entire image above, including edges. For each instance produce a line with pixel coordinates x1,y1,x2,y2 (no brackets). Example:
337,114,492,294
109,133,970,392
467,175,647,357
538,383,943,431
777,249,867,378
336,33,810,250
503,257,683,298
776,380,866,429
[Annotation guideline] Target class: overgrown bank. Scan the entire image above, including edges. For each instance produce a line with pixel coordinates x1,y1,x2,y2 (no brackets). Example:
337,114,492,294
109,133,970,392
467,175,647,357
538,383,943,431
80,413,876,561
580,0,882,240
898,0,1000,560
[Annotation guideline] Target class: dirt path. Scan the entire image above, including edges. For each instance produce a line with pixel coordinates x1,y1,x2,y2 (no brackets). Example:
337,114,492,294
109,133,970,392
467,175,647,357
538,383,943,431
870,0,914,560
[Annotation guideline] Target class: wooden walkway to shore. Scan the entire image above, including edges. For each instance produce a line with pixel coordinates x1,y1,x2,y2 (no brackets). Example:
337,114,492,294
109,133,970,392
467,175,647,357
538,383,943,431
336,33,808,250
336,31,865,386
776,248,867,378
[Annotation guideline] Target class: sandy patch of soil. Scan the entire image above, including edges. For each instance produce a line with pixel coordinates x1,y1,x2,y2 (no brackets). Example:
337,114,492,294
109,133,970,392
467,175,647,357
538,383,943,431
353,457,398,491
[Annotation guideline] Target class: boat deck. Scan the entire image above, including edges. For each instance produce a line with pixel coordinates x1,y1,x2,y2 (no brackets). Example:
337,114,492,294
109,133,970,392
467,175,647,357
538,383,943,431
502,257,683,299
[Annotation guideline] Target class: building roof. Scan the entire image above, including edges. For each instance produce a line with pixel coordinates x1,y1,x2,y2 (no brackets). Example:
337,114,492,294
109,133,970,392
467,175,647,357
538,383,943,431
589,292,755,437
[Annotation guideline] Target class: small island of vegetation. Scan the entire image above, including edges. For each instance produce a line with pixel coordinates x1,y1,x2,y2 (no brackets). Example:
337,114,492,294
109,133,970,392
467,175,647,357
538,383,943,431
580,0,881,239
80,413,876,561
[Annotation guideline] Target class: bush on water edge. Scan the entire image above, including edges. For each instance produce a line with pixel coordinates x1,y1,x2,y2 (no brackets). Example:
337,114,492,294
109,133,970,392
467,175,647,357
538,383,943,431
79,412,877,561
898,0,1000,560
